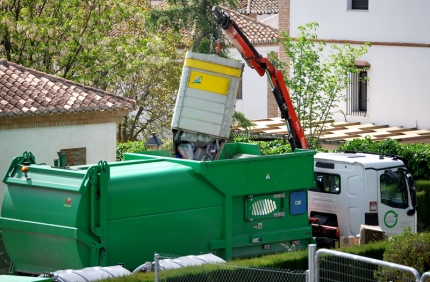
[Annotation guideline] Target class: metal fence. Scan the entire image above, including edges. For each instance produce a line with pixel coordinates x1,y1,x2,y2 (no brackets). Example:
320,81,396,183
310,245,421,282
421,272,430,282
153,253,306,282
150,246,429,282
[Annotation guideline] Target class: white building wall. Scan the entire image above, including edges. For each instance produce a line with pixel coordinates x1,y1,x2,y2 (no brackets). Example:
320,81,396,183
257,14,276,23
0,123,117,213
230,45,279,120
261,14,278,29
331,44,430,129
290,0,430,43
290,0,430,129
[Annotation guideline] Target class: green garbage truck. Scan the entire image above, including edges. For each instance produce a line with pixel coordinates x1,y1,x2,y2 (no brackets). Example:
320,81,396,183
0,145,315,274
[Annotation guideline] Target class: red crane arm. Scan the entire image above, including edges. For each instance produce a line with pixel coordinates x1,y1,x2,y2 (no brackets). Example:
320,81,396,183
212,6,308,150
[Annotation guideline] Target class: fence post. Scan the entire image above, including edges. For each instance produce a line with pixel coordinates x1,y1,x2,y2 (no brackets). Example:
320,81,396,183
155,253,160,282
308,244,316,282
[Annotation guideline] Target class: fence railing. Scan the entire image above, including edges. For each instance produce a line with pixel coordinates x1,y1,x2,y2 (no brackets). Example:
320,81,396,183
421,272,430,282
313,247,420,282
151,245,429,282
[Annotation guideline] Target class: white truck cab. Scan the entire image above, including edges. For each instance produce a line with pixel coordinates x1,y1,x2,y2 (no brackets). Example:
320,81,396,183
309,152,417,237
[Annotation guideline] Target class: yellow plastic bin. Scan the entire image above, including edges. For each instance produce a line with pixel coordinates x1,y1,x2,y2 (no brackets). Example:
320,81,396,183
171,52,244,138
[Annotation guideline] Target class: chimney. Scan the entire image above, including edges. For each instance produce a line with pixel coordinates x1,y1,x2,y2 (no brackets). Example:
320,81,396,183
0,58,9,68
267,0,291,118
278,0,290,63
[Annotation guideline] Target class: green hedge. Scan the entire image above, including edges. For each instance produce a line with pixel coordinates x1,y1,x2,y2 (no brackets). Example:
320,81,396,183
416,180,430,231
339,137,430,180
416,180,430,192
116,140,173,161
116,141,147,161
103,241,387,282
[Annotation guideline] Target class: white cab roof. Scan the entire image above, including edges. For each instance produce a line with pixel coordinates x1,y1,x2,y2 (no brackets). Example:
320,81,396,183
314,152,406,170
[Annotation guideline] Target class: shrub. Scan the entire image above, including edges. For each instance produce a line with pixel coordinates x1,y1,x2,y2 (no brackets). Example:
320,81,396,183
116,141,147,161
375,227,430,280
416,188,430,232
231,136,292,155
116,140,173,161
257,139,292,155
416,179,430,192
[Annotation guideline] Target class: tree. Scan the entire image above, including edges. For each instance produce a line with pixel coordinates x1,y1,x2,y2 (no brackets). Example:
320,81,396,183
233,111,256,134
114,30,184,142
1,0,151,87
146,1,259,139
0,0,185,142
146,0,240,57
271,22,370,148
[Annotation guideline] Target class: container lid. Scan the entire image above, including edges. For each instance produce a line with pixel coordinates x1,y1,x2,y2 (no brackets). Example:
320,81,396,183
185,52,244,70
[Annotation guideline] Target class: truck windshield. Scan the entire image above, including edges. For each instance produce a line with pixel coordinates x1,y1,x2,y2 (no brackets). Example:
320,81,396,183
380,171,408,209
311,173,340,194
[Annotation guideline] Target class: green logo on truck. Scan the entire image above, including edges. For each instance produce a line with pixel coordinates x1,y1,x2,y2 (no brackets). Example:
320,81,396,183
384,210,398,228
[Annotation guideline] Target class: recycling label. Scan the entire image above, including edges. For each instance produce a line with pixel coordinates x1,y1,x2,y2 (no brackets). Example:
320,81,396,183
384,210,398,228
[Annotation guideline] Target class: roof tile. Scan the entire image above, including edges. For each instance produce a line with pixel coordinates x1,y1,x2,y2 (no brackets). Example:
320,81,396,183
225,0,278,15
219,7,278,45
0,59,135,118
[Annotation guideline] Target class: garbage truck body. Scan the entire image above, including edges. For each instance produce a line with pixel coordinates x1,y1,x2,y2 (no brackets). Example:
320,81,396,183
1,146,315,274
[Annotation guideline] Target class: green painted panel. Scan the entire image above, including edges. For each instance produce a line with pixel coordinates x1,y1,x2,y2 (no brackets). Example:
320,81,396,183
106,206,224,270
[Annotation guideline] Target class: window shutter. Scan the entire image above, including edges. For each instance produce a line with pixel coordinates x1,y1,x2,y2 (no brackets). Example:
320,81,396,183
352,0,368,9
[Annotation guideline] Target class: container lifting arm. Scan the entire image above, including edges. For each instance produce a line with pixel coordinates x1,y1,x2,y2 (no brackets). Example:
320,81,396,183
212,6,308,150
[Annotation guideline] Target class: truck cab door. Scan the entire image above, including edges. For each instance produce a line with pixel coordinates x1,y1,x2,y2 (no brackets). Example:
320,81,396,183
378,169,416,235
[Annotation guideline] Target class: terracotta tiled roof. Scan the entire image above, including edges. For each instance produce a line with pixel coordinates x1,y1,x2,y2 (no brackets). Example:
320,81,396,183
179,7,278,47
230,0,279,15
221,7,279,44
0,59,135,118
238,0,248,8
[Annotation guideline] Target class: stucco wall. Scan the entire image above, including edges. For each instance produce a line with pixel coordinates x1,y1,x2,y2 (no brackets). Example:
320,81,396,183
257,14,276,24
230,45,279,120
331,44,430,129
290,0,430,43
261,14,278,29
290,0,430,129
0,123,117,214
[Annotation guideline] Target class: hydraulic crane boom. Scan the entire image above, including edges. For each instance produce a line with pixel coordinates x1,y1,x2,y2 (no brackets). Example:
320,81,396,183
212,6,308,150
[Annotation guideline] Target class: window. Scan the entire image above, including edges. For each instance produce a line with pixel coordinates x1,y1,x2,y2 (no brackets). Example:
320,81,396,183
237,80,243,99
380,171,408,209
310,173,341,194
351,0,368,10
59,147,86,166
346,69,368,116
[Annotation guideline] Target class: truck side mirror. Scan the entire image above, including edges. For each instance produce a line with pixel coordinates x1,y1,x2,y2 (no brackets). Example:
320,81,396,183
407,173,417,208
